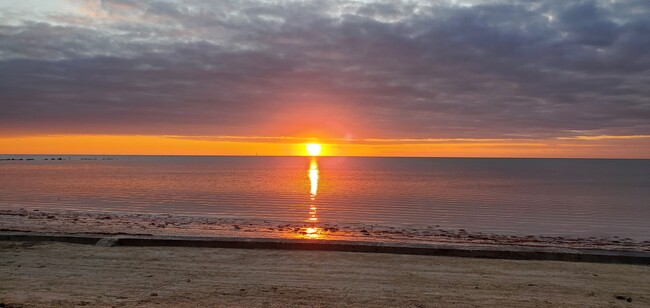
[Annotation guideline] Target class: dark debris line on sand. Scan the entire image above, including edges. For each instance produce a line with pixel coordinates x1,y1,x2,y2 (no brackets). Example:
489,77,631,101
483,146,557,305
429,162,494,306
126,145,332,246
1,208,649,254
1,231,650,265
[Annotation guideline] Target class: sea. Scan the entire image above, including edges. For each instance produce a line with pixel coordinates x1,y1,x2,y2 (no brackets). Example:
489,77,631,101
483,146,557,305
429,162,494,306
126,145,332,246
1,155,649,240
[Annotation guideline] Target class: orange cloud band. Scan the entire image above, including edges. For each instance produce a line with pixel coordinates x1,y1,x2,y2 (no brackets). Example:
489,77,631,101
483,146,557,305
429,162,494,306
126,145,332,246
0,134,649,158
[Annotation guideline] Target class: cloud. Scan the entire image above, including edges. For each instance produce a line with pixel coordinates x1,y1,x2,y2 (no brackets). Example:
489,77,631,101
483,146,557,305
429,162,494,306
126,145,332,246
0,0,649,139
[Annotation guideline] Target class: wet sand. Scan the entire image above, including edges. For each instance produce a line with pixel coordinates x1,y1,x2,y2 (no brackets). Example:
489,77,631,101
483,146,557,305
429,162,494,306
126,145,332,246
3,208,649,252
1,241,649,307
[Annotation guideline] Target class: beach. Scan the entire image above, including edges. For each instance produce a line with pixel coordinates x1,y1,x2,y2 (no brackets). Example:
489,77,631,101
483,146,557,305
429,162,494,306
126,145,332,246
2,240,648,307
2,157,649,307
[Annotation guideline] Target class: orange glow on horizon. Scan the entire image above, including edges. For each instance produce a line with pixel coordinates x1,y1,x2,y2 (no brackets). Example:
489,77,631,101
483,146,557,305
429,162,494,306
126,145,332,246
0,134,649,158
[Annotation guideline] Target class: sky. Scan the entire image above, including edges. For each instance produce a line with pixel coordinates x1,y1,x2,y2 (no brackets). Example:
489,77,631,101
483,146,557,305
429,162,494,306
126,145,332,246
0,0,649,157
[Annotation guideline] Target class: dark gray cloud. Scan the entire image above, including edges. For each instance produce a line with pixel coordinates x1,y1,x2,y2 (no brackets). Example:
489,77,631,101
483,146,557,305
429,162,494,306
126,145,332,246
1,0,649,139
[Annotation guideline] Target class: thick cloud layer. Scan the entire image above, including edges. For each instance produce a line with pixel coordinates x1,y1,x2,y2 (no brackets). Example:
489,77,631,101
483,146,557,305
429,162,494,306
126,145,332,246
1,0,649,139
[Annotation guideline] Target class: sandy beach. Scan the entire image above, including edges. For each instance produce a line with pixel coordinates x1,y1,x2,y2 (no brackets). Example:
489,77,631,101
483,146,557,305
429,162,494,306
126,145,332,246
1,240,649,307
2,207,649,306
2,209,649,306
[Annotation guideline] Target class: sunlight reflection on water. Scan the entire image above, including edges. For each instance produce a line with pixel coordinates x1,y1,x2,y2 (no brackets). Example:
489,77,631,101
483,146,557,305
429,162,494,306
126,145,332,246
299,157,324,239
2,155,650,240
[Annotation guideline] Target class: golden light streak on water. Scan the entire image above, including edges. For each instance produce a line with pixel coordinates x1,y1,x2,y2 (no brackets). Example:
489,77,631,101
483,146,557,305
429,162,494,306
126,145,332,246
301,157,323,238
308,157,319,223
309,158,319,199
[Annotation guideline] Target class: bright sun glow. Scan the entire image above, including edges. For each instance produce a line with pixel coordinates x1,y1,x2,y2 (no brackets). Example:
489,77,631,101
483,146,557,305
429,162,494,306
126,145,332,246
306,143,322,156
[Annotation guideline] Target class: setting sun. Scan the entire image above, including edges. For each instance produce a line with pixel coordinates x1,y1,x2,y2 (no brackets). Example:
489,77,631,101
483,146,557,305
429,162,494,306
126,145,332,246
306,143,322,156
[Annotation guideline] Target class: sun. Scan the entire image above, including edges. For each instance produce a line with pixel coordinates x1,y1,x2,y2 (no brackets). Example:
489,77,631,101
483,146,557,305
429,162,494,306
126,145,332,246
306,143,322,156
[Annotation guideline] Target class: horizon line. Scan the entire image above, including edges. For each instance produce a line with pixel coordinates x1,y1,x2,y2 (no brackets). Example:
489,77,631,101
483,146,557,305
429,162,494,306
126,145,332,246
1,153,648,160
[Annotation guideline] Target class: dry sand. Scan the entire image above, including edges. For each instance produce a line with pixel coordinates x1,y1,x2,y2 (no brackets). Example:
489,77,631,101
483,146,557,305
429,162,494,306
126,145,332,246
1,241,649,307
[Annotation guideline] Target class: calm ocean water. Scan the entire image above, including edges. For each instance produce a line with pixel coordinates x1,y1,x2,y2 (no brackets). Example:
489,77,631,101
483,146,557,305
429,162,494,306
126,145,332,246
1,155,649,239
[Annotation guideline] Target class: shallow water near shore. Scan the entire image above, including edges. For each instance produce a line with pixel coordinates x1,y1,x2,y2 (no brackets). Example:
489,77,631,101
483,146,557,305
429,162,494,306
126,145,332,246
1,155,649,240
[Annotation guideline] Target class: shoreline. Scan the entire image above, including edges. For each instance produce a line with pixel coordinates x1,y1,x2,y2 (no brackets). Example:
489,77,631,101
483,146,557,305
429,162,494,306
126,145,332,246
2,230,650,265
2,208,649,253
